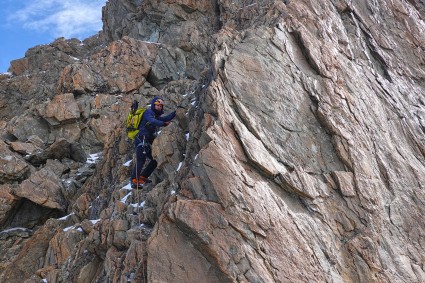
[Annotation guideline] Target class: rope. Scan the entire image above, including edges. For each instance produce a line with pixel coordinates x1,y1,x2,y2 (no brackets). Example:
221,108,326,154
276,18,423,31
130,136,147,282
135,184,146,283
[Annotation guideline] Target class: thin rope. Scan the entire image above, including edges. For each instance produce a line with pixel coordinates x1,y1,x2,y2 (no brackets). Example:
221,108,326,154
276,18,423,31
133,142,146,282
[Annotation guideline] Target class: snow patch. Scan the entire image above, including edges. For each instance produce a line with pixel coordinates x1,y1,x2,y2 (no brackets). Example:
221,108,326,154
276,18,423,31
121,192,132,203
58,213,75,220
63,226,73,232
87,153,101,164
122,182,133,190
63,225,83,232
3,156,13,161
130,201,145,208
0,227,29,233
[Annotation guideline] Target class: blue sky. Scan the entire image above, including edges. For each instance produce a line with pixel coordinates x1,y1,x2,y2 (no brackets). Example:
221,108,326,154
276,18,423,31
0,0,107,73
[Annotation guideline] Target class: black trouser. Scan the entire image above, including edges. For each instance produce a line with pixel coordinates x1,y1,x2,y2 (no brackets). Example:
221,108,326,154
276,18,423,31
131,136,157,180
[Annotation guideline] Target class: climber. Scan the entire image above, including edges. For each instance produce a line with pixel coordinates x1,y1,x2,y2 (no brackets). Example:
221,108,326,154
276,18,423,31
131,96,176,188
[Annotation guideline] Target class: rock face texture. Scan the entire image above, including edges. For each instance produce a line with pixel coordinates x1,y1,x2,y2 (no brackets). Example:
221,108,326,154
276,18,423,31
0,0,425,282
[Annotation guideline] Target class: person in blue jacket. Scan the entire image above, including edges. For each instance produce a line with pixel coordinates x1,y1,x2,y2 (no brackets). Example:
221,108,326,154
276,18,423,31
131,96,176,188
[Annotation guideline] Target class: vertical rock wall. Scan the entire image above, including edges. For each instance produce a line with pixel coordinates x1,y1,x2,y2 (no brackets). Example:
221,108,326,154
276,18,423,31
147,0,425,282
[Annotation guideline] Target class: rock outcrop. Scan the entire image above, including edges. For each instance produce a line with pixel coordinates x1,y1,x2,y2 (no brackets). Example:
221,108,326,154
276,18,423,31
0,0,424,282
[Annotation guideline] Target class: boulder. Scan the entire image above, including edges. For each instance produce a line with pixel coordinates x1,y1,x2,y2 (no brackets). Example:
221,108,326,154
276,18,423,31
42,93,81,124
57,36,158,94
14,161,67,211
6,114,50,143
0,184,21,225
0,140,30,183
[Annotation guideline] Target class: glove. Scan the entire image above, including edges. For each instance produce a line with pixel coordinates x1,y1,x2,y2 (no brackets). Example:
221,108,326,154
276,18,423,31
131,100,138,112
164,121,171,127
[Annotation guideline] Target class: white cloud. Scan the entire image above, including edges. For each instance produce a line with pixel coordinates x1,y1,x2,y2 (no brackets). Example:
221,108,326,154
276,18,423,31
8,0,106,39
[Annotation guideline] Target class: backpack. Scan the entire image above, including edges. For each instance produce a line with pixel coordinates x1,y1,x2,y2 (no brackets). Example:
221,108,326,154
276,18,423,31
125,100,146,140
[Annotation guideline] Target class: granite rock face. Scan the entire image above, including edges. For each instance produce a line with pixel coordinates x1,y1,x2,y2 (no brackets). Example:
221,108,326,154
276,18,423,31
0,0,424,282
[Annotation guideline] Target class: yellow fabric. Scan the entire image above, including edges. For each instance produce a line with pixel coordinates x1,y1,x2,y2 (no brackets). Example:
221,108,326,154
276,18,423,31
125,108,146,140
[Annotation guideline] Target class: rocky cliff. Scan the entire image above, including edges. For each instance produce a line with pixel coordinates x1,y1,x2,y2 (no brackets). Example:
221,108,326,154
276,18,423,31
0,0,425,282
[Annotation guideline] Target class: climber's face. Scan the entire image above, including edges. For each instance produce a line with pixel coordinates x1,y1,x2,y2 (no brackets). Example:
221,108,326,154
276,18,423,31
154,103,163,110
154,99,164,111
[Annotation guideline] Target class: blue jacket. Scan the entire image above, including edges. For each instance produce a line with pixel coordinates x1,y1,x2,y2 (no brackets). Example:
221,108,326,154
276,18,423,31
136,96,176,143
